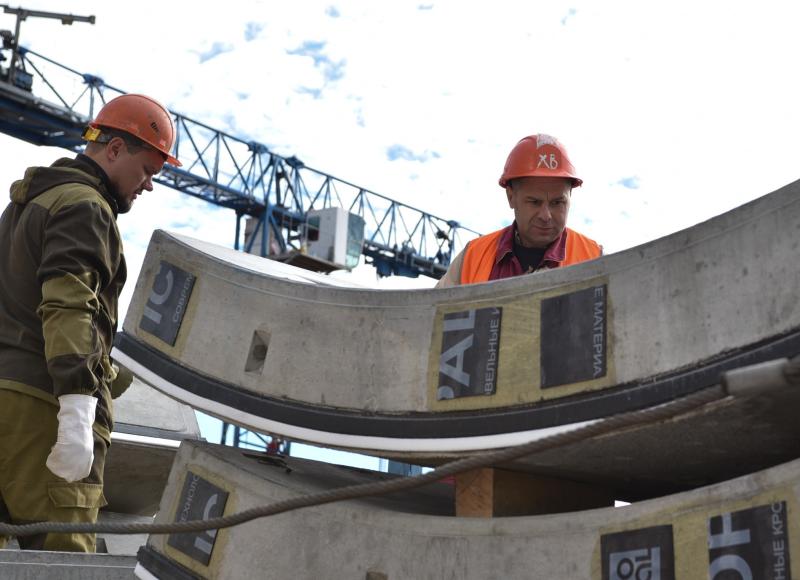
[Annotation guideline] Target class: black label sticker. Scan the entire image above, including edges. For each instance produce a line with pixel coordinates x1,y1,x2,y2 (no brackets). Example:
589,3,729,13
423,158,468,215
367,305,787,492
139,261,195,346
167,471,228,566
707,501,791,579
601,525,675,580
540,284,607,388
437,307,502,400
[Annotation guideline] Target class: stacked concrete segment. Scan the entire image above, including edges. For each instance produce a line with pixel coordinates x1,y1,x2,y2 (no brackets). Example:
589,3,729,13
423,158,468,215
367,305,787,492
137,440,798,580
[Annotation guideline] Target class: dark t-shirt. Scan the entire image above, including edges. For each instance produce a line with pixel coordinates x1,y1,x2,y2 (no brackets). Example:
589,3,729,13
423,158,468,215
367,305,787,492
513,239,546,273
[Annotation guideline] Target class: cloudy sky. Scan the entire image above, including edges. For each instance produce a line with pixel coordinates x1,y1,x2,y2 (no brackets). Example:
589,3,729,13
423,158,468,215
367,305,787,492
2,1,799,461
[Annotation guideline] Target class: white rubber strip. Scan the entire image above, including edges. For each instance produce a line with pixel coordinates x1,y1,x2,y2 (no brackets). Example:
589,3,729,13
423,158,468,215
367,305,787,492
134,562,160,580
112,348,600,454
111,431,182,448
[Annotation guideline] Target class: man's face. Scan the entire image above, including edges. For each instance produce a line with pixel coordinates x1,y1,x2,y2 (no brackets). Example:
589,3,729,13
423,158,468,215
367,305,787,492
506,176,572,248
109,144,165,213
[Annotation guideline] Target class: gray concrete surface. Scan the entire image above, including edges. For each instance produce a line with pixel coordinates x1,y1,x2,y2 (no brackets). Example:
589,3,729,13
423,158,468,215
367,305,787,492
140,440,800,579
96,512,151,557
484,383,800,499
0,550,136,579
114,377,201,438
105,378,202,516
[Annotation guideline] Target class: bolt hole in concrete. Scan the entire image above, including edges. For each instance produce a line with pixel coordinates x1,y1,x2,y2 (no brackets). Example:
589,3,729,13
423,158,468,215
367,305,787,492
245,329,270,374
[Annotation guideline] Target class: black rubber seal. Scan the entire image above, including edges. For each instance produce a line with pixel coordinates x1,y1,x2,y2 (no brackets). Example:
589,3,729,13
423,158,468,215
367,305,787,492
137,545,202,580
115,329,800,439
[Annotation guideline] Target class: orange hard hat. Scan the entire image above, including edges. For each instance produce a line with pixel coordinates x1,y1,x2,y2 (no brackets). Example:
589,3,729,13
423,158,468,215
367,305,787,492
84,93,181,166
498,134,581,188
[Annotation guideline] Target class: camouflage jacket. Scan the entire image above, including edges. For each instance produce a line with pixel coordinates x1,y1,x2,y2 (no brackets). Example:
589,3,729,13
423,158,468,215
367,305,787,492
0,155,127,439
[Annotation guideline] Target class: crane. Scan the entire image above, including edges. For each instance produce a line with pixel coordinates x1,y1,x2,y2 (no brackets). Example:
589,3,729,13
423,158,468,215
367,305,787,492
0,6,479,280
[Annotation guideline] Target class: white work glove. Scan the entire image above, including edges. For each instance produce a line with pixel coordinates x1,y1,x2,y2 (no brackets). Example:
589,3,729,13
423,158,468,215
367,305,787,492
46,394,97,482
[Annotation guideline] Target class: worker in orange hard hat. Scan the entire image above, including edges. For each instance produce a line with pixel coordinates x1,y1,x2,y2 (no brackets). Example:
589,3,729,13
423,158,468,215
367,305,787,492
82,93,181,212
437,134,601,287
0,93,179,552
83,93,181,167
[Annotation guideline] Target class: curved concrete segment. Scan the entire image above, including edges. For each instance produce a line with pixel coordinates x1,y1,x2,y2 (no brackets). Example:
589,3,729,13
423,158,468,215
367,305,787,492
137,440,800,580
113,181,800,463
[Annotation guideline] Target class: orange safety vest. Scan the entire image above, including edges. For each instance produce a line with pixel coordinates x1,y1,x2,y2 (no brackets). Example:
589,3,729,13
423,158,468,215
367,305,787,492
460,227,601,285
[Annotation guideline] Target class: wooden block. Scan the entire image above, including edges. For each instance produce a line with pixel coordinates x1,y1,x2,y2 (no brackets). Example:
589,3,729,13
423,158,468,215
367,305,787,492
455,467,495,517
455,468,615,517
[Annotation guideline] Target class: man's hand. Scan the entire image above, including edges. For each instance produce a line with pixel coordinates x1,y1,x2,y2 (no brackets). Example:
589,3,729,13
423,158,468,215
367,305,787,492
46,394,97,482
110,361,134,399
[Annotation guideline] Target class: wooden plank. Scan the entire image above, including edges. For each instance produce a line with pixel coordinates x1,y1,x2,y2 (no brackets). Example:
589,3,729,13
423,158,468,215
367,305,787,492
455,468,615,517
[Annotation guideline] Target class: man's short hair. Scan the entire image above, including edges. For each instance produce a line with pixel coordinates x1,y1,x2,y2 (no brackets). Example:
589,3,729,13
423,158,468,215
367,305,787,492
104,128,151,154
86,127,160,158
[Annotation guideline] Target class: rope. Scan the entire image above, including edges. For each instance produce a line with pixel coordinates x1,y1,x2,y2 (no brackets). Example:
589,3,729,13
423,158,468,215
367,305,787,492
0,386,725,537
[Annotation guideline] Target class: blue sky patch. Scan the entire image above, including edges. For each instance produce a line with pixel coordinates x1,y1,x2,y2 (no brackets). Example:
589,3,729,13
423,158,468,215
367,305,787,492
288,40,347,83
617,176,641,189
297,86,323,99
195,41,234,63
245,22,263,42
387,144,441,162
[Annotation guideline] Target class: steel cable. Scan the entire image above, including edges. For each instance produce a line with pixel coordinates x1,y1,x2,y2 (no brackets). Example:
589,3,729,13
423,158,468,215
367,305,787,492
2,353,798,537
0,385,727,537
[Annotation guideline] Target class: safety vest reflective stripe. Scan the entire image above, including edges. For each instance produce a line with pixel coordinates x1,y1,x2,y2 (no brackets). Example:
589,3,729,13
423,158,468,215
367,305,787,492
460,227,601,285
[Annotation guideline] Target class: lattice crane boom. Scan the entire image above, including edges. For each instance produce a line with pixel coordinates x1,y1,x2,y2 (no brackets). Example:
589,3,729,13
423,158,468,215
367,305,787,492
0,18,479,278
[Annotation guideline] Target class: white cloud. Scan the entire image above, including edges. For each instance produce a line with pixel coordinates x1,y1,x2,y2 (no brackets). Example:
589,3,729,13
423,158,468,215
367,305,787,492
2,0,799,288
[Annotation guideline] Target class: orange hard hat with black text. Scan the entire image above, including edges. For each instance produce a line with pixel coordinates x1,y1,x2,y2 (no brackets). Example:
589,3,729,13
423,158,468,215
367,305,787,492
85,93,181,166
498,134,580,188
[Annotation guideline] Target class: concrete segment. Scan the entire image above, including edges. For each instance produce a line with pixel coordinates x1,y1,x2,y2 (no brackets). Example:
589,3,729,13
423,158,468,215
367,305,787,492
140,440,800,580
113,180,800,495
